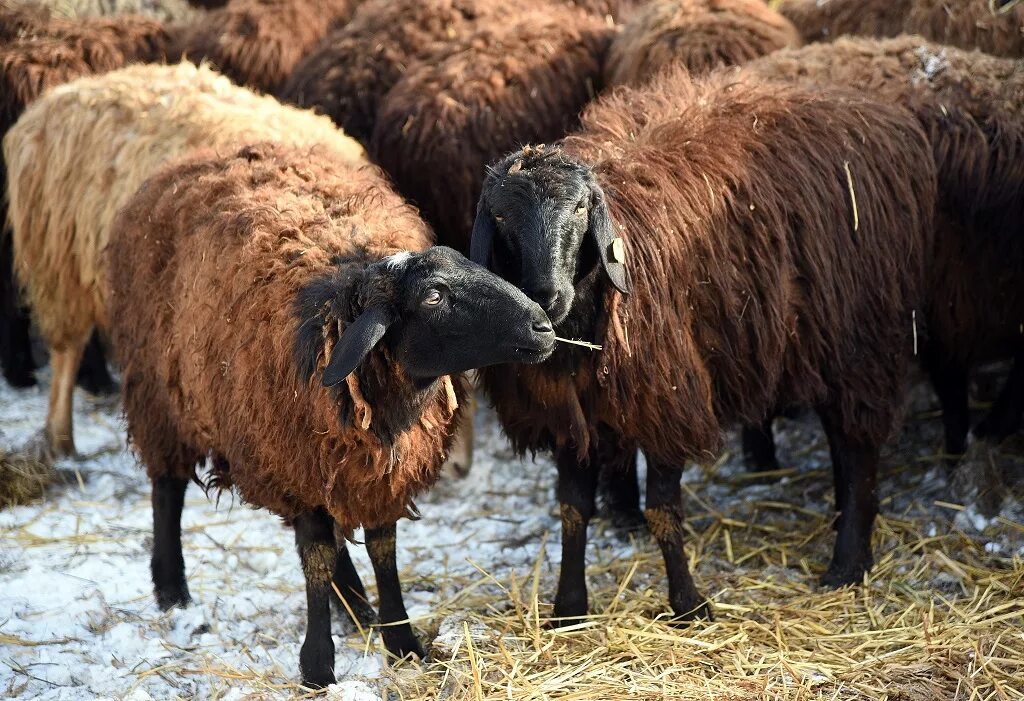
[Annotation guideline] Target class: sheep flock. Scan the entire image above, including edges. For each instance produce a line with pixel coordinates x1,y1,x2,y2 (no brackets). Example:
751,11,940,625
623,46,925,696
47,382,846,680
1,0,1022,698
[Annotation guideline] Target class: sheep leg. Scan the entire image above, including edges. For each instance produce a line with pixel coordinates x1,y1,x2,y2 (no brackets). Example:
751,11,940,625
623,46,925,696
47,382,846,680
552,449,599,623
151,475,191,609
365,523,424,659
597,435,644,531
294,508,338,688
921,348,970,461
973,351,1024,442
45,342,85,457
331,541,377,628
645,462,711,620
741,419,780,473
0,232,37,388
818,411,878,588
75,329,117,396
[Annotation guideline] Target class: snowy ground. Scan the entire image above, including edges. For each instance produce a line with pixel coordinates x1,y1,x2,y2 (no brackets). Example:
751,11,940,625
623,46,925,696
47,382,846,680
1,371,1022,700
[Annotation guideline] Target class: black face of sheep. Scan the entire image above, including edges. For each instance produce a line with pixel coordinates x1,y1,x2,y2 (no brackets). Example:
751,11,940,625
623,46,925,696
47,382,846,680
321,246,556,387
471,148,630,326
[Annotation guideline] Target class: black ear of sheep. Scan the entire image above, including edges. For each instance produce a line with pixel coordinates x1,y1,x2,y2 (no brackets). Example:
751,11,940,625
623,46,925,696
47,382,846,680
322,305,394,387
470,199,497,267
587,184,630,294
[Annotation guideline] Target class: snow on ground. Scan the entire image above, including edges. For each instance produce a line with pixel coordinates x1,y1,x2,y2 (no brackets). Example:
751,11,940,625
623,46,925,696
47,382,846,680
1,371,1022,699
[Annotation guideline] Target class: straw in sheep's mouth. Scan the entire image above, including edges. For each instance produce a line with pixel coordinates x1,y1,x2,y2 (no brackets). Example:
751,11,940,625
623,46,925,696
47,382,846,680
554,336,602,351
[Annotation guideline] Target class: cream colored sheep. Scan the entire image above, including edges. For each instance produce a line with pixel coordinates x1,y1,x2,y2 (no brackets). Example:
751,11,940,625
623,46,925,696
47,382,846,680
3,61,365,457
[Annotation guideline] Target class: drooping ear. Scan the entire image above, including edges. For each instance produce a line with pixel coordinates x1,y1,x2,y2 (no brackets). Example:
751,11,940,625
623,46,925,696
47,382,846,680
587,183,630,294
322,305,394,387
470,200,497,267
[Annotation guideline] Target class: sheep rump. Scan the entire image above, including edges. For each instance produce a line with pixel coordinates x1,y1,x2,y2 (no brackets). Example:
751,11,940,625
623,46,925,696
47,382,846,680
480,69,936,468
778,0,1024,58
604,0,801,87
108,142,465,529
371,3,612,252
170,0,361,94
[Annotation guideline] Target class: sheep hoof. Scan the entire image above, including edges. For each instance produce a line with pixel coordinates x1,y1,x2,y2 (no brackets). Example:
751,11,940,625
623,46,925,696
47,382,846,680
299,643,336,689
155,586,192,611
381,629,426,661
819,563,869,589
3,367,37,389
669,599,713,623
333,597,377,629
608,507,647,534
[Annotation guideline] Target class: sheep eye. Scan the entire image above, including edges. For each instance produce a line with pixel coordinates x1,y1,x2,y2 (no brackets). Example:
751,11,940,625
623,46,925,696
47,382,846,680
423,288,444,306
493,214,504,223
575,203,587,217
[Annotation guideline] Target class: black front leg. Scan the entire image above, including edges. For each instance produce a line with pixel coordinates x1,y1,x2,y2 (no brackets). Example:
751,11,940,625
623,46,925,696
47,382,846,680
294,508,338,688
331,537,377,628
365,523,424,659
741,418,780,473
553,447,599,623
0,232,37,388
818,408,878,588
151,475,191,610
645,462,710,620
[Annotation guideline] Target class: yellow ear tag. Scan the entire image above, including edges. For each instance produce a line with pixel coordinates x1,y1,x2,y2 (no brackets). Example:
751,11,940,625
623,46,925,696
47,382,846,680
610,237,626,264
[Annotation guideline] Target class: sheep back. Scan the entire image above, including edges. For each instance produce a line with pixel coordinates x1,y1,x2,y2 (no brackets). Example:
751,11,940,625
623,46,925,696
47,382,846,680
778,0,909,43
743,36,1024,365
170,0,360,94
4,61,364,351
482,70,936,464
371,4,612,252
31,0,200,23
109,142,464,529
604,0,801,88
279,0,514,144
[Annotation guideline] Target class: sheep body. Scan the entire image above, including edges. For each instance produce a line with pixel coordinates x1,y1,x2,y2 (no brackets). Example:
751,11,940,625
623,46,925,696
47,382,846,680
476,69,936,611
109,142,457,530
604,0,801,87
170,0,360,94
371,3,612,252
30,0,199,22
779,0,1024,57
741,35,1024,454
4,61,364,454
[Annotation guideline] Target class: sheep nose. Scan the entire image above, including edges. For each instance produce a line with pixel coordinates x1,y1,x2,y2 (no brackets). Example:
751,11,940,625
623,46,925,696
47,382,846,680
531,286,558,310
532,318,553,335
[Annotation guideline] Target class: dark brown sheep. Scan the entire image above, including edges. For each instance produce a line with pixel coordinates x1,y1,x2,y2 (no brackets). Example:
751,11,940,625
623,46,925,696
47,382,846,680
604,0,801,87
739,36,1024,464
107,142,554,686
471,68,936,621
779,0,1024,58
169,0,361,94
370,3,612,253
279,0,515,145
0,12,170,390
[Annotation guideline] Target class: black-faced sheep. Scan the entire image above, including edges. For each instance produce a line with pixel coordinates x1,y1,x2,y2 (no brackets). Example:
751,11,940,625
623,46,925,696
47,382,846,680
107,142,555,686
738,36,1024,467
778,0,1024,58
471,68,936,620
169,0,362,94
370,3,613,253
603,0,801,88
3,62,365,458
0,11,171,390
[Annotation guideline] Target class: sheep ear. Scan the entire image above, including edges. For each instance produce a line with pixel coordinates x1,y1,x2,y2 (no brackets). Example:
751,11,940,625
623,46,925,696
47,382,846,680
587,185,630,294
322,305,394,387
470,203,496,267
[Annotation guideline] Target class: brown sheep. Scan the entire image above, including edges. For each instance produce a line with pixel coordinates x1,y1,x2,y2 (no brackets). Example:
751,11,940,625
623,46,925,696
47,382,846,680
370,3,613,253
471,68,937,620
0,12,170,390
107,142,554,685
279,0,516,145
738,36,1024,466
604,0,801,88
169,0,362,94
779,0,1024,58
4,62,364,458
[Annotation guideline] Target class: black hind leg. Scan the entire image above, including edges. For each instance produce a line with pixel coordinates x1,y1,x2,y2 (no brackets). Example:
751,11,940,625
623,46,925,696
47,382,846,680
973,351,1024,442
330,528,377,628
597,430,644,531
75,329,117,395
152,475,192,609
0,231,37,388
922,348,970,462
741,418,780,473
